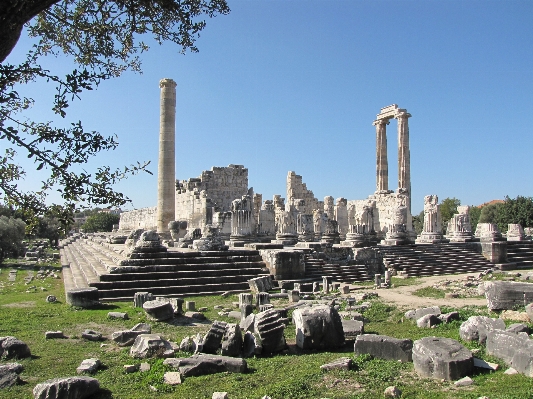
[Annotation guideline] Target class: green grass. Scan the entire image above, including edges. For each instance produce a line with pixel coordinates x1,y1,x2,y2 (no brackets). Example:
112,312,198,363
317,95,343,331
390,276,421,287
2,262,533,399
412,286,446,299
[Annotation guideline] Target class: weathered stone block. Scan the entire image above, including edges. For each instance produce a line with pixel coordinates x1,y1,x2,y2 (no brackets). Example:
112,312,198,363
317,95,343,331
111,323,151,346
164,354,247,377
486,329,533,377
202,321,227,355
459,316,505,344
254,309,286,354
292,305,344,350
243,331,262,358
220,323,242,358
484,281,533,310
405,306,441,320
248,276,273,294
412,337,473,380
341,319,364,341
76,358,101,375
143,300,174,321
417,314,442,328
66,288,99,308
130,334,174,359
320,357,352,371
260,250,305,280
354,334,413,362
33,376,100,399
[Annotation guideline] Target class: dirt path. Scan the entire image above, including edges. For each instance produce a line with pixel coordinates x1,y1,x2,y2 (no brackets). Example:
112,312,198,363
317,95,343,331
348,273,487,310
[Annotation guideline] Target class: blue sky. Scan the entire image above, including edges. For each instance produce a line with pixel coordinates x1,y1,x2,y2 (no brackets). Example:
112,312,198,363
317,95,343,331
6,0,533,215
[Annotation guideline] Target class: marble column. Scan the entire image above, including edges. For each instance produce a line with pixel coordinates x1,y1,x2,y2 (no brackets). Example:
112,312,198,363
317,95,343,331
157,78,177,234
396,110,411,212
373,118,389,192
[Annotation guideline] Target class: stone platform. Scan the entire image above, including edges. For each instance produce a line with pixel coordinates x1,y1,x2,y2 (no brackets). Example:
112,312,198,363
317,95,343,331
60,236,269,302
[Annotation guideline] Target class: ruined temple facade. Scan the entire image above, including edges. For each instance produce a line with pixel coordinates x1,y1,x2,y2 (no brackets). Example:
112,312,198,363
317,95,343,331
119,93,415,245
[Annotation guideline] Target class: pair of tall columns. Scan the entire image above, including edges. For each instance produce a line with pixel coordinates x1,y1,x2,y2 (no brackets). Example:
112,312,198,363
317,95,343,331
157,78,177,234
373,107,411,211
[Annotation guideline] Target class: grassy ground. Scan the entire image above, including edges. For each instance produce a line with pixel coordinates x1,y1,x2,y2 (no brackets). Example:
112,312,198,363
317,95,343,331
1,260,533,399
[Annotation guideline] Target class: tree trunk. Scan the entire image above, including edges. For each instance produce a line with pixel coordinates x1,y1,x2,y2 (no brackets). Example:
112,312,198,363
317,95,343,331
0,0,61,63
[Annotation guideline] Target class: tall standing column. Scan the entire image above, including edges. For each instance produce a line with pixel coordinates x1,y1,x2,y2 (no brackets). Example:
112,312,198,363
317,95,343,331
396,110,411,212
157,78,177,234
373,118,390,192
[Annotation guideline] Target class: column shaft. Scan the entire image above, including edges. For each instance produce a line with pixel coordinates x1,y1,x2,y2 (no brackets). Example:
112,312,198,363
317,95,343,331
157,78,177,233
396,111,411,211
373,119,389,192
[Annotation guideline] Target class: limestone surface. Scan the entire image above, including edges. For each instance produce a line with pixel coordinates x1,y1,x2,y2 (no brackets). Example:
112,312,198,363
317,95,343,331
33,376,100,399
412,337,473,380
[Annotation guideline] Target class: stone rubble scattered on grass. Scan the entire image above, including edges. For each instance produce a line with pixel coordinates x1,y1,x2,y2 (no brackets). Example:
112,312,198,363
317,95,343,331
143,300,174,322
504,367,518,375
45,295,57,303
33,376,100,399
416,314,442,328
111,323,152,346
76,358,101,375
212,392,229,399
45,331,66,339
0,362,23,389
81,330,102,342
454,376,474,386
163,371,182,385
354,334,413,362
473,358,499,371
0,336,31,359
459,316,505,344
140,362,151,372
320,357,353,371
405,306,441,321
123,364,138,373
383,385,402,398
164,354,247,377
130,334,174,359
107,312,129,320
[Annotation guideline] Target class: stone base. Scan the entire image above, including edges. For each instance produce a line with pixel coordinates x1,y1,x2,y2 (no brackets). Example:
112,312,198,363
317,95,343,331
416,234,449,244
381,238,408,246
271,239,297,246
244,243,284,250
294,242,323,249
228,241,248,248
340,240,367,248
494,262,516,271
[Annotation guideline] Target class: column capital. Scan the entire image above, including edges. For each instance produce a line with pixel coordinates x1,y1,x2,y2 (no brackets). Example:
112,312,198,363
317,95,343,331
372,118,390,126
159,78,177,89
395,110,411,119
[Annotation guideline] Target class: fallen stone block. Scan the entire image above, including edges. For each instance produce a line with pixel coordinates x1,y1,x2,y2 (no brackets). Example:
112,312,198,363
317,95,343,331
0,363,23,389
133,292,154,308
248,276,273,294
439,311,460,323
221,323,243,358
130,334,174,359
506,323,530,334
254,309,286,354
45,331,66,339
354,334,413,362
111,323,152,346
412,337,473,380
185,311,206,321
525,302,533,321
243,331,262,358
383,386,402,398
454,376,474,386
202,321,227,355
405,306,441,321
486,329,533,376
76,358,101,375
164,354,247,377
341,319,364,341
459,316,505,344
292,304,344,350
66,288,99,308
0,336,31,359
320,357,352,371
143,300,174,322
123,364,138,373
417,314,442,328
107,312,129,320
212,393,228,399
163,371,182,385
81,330,102,342
33,376,100,399
484,281,533,310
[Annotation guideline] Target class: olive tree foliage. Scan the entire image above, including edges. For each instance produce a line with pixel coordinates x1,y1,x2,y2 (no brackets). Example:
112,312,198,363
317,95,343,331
439,197,461,235
412,210,424,236
81,212,120,233
478,196,533,233
0,0,230,222
0,216,26,262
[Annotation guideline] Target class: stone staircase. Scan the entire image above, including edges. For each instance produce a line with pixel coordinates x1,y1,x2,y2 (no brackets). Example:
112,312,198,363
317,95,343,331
376,243,494,277
506,241,533,269
60,238,269,302
304,255,373,283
